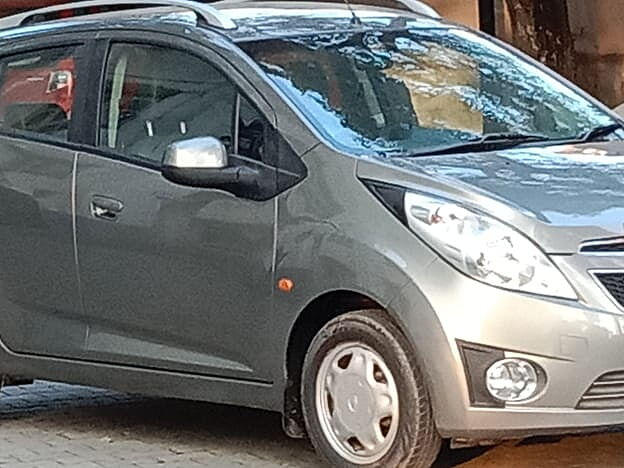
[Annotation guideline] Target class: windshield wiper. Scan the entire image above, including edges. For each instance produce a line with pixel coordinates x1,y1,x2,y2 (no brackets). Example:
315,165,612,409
478,132,549,144
580,123,622,142
400,132,549,157
390,125,621,159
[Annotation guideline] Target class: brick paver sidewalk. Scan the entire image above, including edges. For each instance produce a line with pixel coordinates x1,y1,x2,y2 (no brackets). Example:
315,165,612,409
0,381,319,467
2,381,624,467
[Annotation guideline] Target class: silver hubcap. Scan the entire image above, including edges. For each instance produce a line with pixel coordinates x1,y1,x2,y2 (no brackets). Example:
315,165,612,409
315,342,400,464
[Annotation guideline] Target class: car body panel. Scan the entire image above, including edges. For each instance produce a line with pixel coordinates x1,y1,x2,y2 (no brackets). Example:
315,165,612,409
271,145,437,359
390,256,624,437
0,331,280,410
74,151,277,382
0,137,83,356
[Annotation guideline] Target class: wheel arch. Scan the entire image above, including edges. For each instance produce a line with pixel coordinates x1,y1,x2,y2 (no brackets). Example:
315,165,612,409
282,288,397,438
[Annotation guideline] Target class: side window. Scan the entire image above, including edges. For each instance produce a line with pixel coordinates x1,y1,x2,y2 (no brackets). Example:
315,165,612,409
0,46,80,142
237,94,269,162
100,43,269,165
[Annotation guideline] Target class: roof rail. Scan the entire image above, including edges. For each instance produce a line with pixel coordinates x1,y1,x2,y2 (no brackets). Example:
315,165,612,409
0,0,237,30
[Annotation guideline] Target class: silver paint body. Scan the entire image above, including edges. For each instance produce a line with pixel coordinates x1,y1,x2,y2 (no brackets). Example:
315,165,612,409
0,1,624,442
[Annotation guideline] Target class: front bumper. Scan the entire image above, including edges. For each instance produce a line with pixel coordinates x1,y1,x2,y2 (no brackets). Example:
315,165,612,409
389,256,624,439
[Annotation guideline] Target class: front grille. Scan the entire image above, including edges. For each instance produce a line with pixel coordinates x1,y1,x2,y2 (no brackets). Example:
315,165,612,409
578,371,624,409
595,272,624,308
581,241,624,253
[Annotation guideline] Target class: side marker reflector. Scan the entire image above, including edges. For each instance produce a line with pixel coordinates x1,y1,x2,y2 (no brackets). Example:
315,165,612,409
278,278,295,292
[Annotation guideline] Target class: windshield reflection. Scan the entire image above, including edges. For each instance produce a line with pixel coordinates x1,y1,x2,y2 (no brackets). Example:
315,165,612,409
242,28,616,156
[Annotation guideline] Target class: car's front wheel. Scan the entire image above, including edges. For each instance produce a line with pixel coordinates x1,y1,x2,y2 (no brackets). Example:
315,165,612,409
301,310,441,468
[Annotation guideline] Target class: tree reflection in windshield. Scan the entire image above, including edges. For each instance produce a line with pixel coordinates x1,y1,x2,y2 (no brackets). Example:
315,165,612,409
242,28,615,156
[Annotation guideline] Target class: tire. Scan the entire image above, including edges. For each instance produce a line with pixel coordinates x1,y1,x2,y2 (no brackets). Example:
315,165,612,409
301,310,441,468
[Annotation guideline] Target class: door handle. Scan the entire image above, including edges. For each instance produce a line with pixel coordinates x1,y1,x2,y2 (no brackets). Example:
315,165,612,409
90,196,124,221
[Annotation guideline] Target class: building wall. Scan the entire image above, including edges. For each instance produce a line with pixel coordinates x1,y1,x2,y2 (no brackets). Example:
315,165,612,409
431,0,624,107
566,0,624,106
425,0,479,28
495,0,624,107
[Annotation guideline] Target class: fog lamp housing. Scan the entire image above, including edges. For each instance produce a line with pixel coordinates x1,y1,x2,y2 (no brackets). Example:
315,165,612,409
486,358,540,402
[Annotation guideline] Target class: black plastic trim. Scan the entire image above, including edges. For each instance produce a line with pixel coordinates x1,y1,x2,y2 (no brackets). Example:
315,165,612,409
457,340,505,408
361,180,407,225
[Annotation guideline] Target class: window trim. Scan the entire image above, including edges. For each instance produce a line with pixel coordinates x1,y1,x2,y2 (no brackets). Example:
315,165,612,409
233,93,240,155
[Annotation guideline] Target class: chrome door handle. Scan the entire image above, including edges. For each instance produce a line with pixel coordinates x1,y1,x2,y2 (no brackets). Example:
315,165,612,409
90,196,124,221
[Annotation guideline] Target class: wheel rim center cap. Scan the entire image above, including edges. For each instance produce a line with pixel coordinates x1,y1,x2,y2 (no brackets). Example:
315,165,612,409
336,374,375,431
347,394,359,412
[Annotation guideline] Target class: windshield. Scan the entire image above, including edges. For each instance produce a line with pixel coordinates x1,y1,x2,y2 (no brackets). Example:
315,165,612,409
241,28,617,156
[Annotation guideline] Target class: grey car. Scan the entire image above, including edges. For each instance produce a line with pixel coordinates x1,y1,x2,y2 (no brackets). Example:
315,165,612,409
1,0,624,467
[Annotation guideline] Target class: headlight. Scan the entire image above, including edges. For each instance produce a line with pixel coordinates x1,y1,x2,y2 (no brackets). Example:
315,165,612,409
404,192,577,299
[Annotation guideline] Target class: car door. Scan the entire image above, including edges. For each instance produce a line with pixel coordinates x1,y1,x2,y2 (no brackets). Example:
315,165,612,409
0,40,90,358
74,38,280,382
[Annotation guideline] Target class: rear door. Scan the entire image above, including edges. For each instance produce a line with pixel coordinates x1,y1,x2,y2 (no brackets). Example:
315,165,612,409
0,38,90,357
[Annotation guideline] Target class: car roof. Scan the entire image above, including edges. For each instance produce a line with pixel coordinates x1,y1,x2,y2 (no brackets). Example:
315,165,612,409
0,1,452,44
216,1,447,41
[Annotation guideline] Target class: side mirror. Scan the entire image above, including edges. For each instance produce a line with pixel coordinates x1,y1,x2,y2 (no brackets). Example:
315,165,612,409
162,137,228,186
162,137,258,191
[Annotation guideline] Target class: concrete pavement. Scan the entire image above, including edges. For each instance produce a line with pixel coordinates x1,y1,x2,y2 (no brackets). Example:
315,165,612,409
1,381,623,467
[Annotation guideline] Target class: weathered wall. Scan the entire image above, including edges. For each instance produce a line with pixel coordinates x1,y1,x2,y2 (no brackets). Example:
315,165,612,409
428,0,624,107
566,0,624,106
495,0,624,107
427,0,479,27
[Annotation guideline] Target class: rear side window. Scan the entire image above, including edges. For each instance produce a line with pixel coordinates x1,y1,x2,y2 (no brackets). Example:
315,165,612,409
0,46,79,142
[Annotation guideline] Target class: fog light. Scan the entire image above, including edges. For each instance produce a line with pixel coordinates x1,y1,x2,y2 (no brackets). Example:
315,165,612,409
486,359,538,402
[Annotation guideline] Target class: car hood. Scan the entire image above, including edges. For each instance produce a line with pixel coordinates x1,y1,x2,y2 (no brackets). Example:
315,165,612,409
357,140,624,253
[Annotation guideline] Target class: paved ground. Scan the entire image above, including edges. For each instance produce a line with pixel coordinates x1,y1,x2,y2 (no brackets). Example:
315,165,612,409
0,381,623,467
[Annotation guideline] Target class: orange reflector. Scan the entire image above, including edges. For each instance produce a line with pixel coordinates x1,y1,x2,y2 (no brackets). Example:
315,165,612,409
278,277,295,292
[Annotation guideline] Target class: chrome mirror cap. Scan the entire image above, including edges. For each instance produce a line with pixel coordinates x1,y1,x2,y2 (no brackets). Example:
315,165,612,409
163,137,228,170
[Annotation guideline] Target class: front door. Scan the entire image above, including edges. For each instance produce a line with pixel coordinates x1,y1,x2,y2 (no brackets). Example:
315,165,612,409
74,41,278,382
